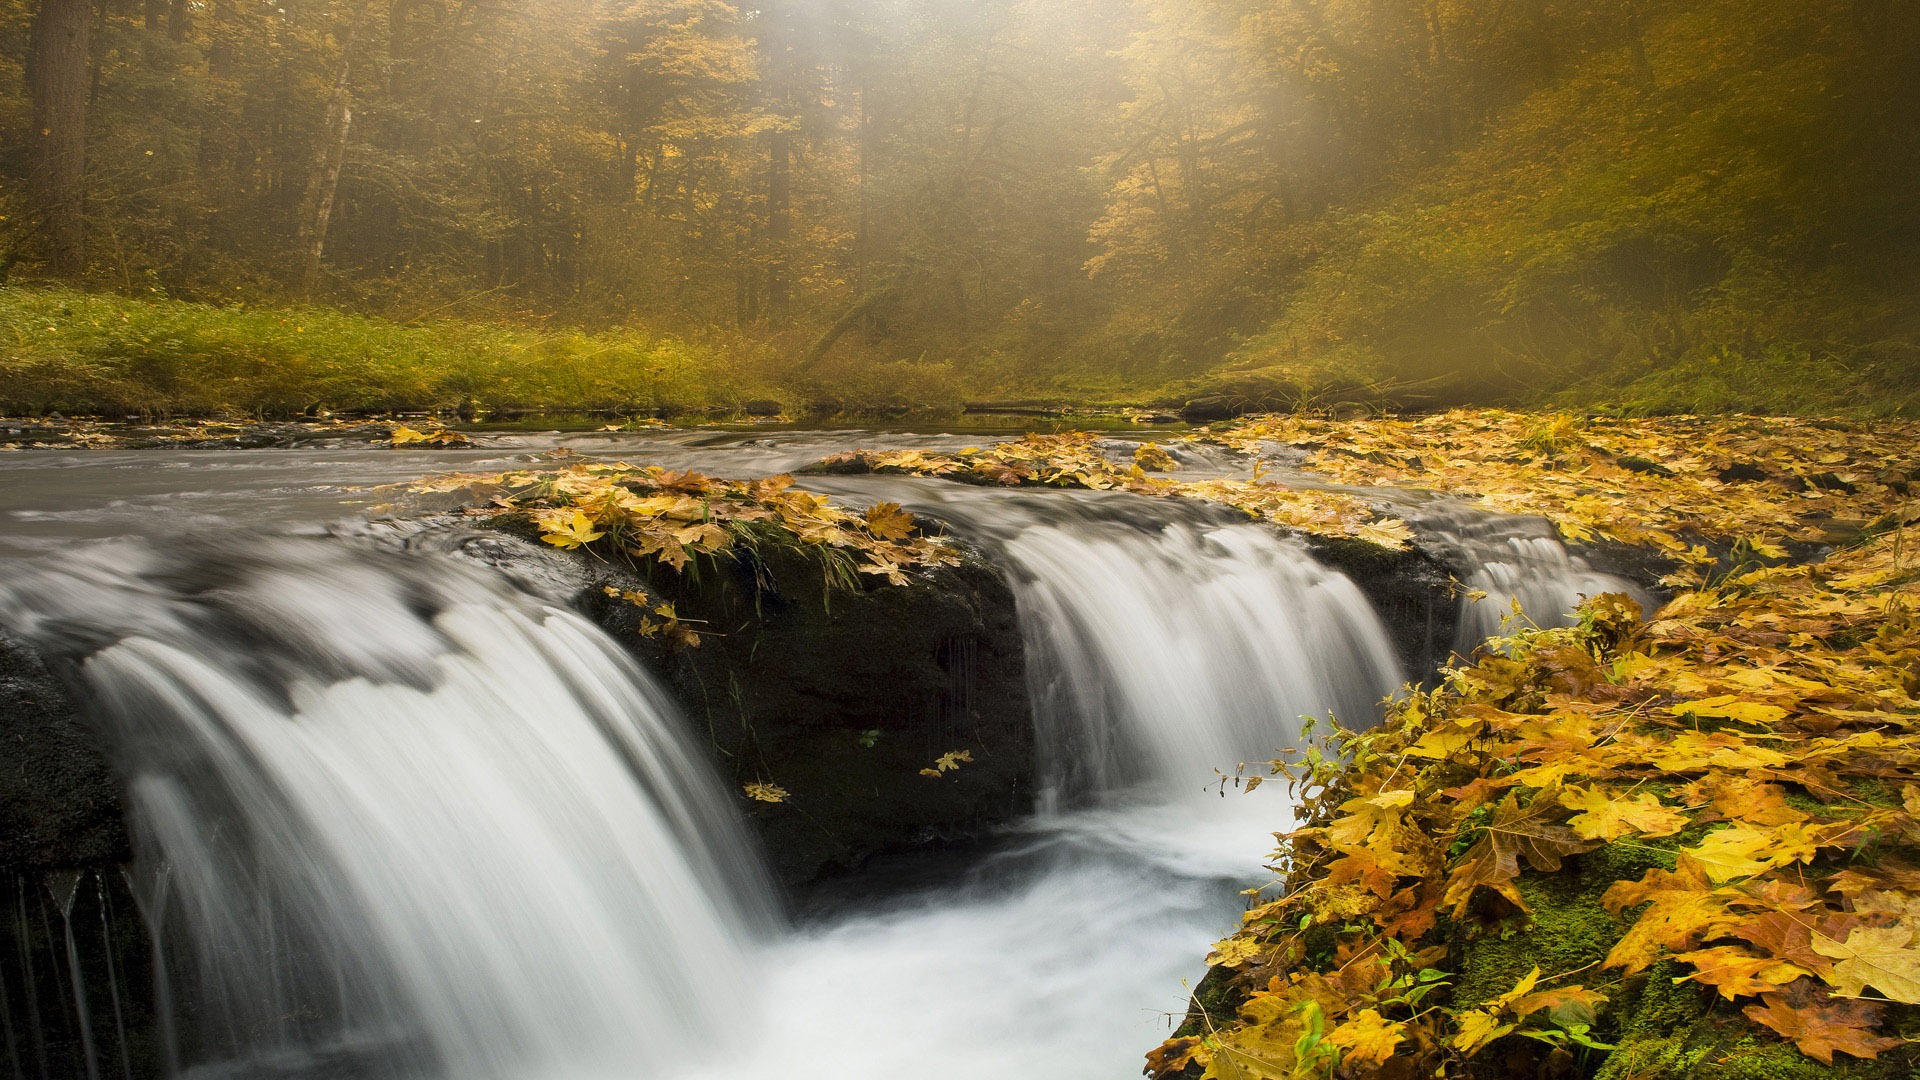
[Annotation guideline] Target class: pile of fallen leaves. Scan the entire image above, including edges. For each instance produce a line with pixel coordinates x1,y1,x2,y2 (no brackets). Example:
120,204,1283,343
1204,411,1920,558
1153,520,1920,1078
815,432,1415,550
408,462,960,641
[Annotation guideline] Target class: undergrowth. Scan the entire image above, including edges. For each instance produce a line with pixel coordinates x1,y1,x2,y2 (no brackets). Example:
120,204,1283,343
0,286,772,419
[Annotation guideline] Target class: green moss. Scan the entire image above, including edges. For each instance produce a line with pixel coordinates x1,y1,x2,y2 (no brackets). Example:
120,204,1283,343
1598,989,1920,1080
1173,965,1244,1040
1451,837,1679,1014
1844,779,1907,810
1595,1033,1711,1080
1699,1037,1884,1080
1454,870,1627,1010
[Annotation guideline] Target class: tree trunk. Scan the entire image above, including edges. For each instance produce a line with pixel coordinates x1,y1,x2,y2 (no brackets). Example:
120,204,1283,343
765,128,791,320
294,50,355,299
27,0,92,279
799,285,897,370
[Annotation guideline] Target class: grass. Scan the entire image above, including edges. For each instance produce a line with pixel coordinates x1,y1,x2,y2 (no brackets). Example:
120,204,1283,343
8,285,1912,422
0,286,777,419
1551,344,1920,418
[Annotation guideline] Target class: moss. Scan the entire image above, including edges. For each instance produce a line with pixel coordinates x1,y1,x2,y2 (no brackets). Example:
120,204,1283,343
1454,871,1626,1010
1594,1033,1711,1080
1173,964,1245,1040
1451,840,1676,1013
1843,778,1907,810
1700,1037,1891,1080
1597,988,1920,1080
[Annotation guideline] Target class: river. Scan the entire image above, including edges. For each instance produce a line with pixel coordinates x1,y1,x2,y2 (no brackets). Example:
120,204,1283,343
0,429,1640,1080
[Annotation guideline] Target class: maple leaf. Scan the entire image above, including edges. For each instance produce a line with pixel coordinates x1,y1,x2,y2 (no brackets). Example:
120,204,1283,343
1742,980,1905,1064
1508,984,1610,1019
1674,945,1811,999
1679,775,1807,826
742,781,789,804
1671,695,1789,724
1685,824,1791,882
858,555,911,586
1207,934,1263,968
1404,725,1477,759
920,749,974,779
539,510,605,549
1601,859,1736,974
1442,793,1599,917
1811,926,1920,1003
1448,1009,1516,1055
1145,1036,1207,1079
1326,1008,1404,1067
864,501,917,541
1559,786,1688,840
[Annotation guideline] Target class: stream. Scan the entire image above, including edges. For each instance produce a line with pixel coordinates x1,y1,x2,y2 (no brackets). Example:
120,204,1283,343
0,430,1642,1080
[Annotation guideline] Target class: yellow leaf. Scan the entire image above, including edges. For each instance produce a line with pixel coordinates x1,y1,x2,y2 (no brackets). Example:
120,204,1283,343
864,501,917,541
1449,1009,1516,1055
1405,726,1475,759
1813,927,1920,1004
1207,935,1263,968
1670,695,1788,725
1326,1008,1404,1067
539,510,605,549
1686,824,1787,882
742,782,789,804
1559,786,1689,841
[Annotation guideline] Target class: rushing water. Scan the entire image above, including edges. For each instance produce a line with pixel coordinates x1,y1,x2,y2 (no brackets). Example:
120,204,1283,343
3,538,769,1080
0,430,1623,1079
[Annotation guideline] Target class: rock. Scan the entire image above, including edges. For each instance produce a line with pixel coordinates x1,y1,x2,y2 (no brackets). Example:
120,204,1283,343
588,541,1033,891
1178,395,1241,422
0,635,127,870
1302,535,1460,683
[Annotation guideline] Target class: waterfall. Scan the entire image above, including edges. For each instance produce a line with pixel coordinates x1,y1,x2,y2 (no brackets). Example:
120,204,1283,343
2,537,771,1080
811,482,1406,808
1404,508,1656,653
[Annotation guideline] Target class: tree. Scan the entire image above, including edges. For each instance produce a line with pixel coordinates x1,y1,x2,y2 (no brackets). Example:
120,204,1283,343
26,0,91,277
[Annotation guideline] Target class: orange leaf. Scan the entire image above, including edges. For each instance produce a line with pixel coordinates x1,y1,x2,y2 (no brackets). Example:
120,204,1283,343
1742,980,1904,1064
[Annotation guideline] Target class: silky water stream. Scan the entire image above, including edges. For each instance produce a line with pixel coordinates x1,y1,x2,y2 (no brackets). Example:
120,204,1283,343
0,434,1638,1079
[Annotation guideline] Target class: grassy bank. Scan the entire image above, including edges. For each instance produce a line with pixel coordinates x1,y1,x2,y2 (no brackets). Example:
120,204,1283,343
0,287,779,419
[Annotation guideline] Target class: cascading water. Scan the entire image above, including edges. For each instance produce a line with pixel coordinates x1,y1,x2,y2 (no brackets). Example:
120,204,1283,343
1,536,771,1080
1403,507,1657,653
814,483,1406,806
1,431,1637,1080
688,482,1406,1079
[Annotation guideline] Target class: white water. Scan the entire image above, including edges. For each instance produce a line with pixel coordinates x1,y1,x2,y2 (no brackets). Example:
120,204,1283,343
1403,509,1655,653
0,433,1640,1080
4,538,769,1080
691,485,1405,1079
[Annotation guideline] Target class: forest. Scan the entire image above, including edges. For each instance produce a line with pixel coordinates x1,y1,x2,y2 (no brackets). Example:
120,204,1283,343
3,0,1917,415
4,4,1920,1080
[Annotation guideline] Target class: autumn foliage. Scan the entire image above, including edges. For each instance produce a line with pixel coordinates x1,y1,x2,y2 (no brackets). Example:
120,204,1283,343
408,460,959,645
815,433,1416,550
1149,419,1920,1077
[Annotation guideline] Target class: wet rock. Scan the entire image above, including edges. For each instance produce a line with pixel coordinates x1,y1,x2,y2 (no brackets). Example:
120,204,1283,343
1303,535,1460,682
0,635,127,871
591,542,1032,891
411,518,1035,891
